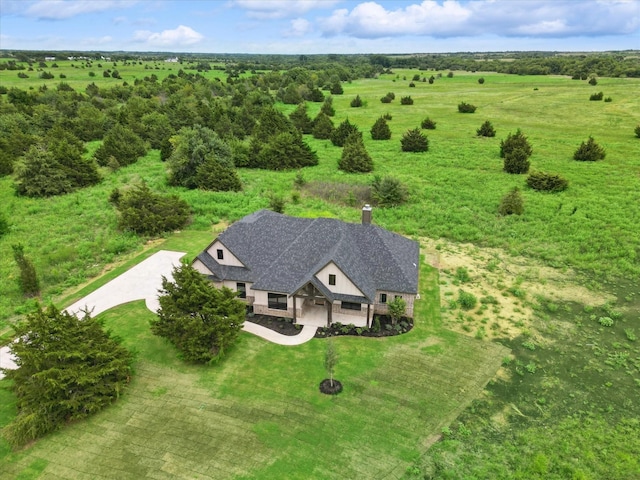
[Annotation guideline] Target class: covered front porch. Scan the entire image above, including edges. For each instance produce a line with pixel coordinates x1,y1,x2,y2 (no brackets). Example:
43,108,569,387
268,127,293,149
292,282,370,328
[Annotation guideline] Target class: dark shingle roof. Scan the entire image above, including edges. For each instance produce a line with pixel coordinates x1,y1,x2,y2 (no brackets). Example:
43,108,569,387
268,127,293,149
206,209,419,301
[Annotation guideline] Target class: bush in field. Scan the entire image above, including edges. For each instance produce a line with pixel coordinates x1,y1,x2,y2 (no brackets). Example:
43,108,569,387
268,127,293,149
478,77,485,84
110,182,191,236
498,187,524,216
312,112,335,139
589,91,603,101
458,290,477,310
94,123,147,168
151,264,245,364
447,71,454,78
370,117,391,140
371,175,408,207
2,304,132,448
458,102,477,113
573,136,606,161
588,76,598,86
604,97,612,102
500,129,532,158
350,95,363,107
421,117,437,130
476,120,496,137
635,125,640,138
380,92,395,103
401,128,429,152
339,132,373,173
330,82,343,95
331,119,360,147
400,96,414,105
503,148,530,174
526,172,568,192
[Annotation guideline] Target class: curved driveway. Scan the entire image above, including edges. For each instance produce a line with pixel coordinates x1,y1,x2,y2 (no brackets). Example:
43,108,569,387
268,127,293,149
0,250,317,379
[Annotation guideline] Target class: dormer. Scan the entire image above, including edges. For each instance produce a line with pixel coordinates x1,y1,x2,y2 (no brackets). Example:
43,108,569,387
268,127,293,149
315,262,364,297
206,240,244,267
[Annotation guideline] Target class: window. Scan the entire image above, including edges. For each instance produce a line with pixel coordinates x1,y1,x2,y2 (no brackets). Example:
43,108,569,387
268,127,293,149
328,274,336,286
268,293,287,310
216,249,224,260
341,301,361,311
380,293,387,304
237,282,246,299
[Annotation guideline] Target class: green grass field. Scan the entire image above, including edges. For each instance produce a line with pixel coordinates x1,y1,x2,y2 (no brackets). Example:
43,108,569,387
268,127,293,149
1,66,639,478
0,264,509,479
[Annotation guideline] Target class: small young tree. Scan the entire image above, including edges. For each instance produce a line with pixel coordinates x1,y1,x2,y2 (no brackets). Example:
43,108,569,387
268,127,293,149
312,112,335,139
151,264,245,363
503,148,530,174
2,304,133,448
350,94,363,107
421,117,437,130
401,128,429,152
330,81,343,95
371,175,408,207
400,96,414,105
380,92,395,103
588,76,598,86
526,172,568,192
500,129,532,158
12,244,40,297
370,117,391,140
476,120,496,137
498,187,524,216
478,77,485,84
330,119,360,147
324,340,338,388
573,136,606,161
635,125,640,138
589,91,603,101
458,102,477,113
339,132,373,173
268,193,286,213
387,296,406,325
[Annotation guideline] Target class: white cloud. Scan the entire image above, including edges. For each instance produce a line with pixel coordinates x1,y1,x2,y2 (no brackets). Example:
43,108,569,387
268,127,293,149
133,25,204,47
285,18,312,37
320,1,472,38
25,0,138,20
319,0,640,38
112,15,127,24
234,0,339,19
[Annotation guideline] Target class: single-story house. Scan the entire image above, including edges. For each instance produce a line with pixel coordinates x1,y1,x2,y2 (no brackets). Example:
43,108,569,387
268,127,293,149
192,207,420,327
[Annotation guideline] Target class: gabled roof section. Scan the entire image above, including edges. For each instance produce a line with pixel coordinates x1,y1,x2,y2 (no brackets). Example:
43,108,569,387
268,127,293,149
196,209,419,299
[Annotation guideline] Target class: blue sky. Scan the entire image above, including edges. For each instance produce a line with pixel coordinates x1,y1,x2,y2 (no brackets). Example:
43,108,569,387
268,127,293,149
1,0,639,54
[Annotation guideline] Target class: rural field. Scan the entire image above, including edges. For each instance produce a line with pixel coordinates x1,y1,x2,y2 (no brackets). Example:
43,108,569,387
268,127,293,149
1,60,639,478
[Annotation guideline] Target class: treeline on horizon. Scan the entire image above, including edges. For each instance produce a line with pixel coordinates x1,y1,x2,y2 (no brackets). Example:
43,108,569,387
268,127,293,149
1,49,639,78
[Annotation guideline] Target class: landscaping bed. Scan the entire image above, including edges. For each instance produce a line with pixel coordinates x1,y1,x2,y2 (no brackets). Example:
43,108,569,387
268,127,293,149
315,316,413,338
246,313,302,336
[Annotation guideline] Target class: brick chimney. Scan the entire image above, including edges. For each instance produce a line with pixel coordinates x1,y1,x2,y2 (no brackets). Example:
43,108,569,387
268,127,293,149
362,204,372,225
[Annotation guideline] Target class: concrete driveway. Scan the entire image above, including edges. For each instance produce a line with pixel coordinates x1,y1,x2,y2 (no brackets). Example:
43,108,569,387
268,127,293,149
0,250,317,379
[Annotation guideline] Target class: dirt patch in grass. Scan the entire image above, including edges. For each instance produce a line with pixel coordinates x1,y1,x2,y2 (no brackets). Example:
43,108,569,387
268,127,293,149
421,238,616,340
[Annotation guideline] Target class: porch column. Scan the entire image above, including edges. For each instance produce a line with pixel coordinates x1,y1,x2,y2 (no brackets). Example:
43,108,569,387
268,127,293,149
293,296,297,324
367,303,371,328
326,301,332,327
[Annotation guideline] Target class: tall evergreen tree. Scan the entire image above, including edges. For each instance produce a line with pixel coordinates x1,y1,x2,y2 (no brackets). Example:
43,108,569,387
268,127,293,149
2,304,133,448
12,244,40,297
289,103,314,134
330,119,360,147
320,96,336,117
401,128,429,152
151,264,245,363
370,117,392,140
94,123,147,168
312,112,335,139
339,132,373,173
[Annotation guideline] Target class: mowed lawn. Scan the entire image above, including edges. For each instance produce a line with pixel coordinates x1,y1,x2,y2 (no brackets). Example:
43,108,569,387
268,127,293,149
0,265,508,479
